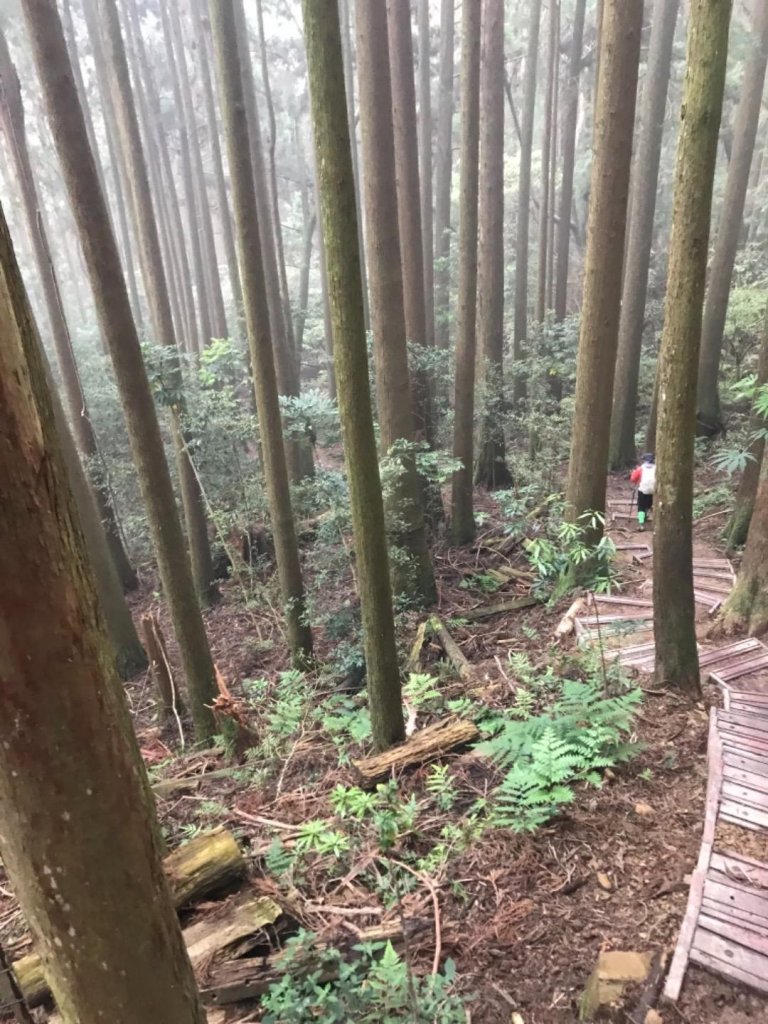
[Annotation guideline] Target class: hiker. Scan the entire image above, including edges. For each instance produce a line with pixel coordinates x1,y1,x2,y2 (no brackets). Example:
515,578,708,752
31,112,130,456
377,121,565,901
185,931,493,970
629,453,655,531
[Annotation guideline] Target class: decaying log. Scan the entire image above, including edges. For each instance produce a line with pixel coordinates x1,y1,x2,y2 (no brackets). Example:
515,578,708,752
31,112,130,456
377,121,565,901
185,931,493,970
200,919,425,1006
352,717,479,787
461,596,539,621
152,764,237,798
406,619,428,673
13,827,246,1006
555,597,586,638
429,616,472,678
184,891,283,970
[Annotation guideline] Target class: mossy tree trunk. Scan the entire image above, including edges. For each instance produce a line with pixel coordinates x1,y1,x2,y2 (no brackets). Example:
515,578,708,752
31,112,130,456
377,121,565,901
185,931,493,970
654,0,732,693
609,0,681,470
696,0,768,436
433,0,454,353
386,0,435,449
0,24,137,593
0,201,205,1024
301,0,405,752
449,0,482,544
210,0,314,667
354,0,436,605
475,0,512,491
98,0,217,608
564,0,642,544
554,0,587,326
722,444,768,635
512,0,542,402
725,307,768,550
22,0,218,741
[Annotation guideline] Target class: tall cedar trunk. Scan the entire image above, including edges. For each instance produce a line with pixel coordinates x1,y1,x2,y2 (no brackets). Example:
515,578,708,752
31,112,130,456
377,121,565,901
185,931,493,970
169,2,228,342
126,0,200,355
654,0,732,693
696,1,768,435
386,0,435,449
723,444,768,635
554,0,587,324
22,0,218,741
192,0,243,340
159,0,212,352
433,0,454,352
475,0,512,490
0,26,137,593
255,0,295,358
209,0,314,666
564,0,642,546
536,0,558,322
301,0,405,751
339,0,370,331
232,0,314,483
512,0,542,400
725,307,768,549
450,0,482,544
609,0,681,469
294,120,315,362
417,0,435,351
98,0,217,607
0,205,205,1024
547,10,559,314
355,0,436,605
317,204,337,400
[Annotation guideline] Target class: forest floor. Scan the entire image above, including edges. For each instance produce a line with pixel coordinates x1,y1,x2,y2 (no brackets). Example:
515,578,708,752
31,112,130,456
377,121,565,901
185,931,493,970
2,473,767,1023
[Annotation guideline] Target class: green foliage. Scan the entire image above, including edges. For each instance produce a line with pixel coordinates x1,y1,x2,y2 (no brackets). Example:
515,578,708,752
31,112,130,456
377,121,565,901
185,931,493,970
261,931,465,1024
425,764,457,811
525,512,617,597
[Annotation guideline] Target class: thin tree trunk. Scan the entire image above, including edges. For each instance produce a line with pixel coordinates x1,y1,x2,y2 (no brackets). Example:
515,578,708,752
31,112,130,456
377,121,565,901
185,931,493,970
98,0,216,607
355,0,436,605
0,25,137,594
317,205,337,400
296,202,316,359
609,0,681,469
0,204,205,1024
725,307,768,550
475,0,512,490
450,0,482,544
22,0,218,741
210,0,314,667
654,0,732,693
722,443,768,635
564,0,642,546
418,0,435,351
696,0,768,436
513,0,542,400
386,0,435,449
302,0,405,751
554,0,587,324
339,0,370,331
547,9,560,315
433,0,455,352
536,0,558,322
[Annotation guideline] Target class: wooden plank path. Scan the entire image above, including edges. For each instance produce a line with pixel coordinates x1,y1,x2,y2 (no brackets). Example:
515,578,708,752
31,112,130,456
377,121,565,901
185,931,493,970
665,675,768,1002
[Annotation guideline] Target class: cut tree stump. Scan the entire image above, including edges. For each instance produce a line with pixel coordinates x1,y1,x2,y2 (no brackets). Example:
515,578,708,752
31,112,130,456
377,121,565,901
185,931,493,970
13,827,245,1007
352,718,479,787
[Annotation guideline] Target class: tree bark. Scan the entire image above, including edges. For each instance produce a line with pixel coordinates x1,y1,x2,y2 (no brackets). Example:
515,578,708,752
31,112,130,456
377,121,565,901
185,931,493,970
22,0,218,741
433,0,455,352
554,0,587,324
696,0,768,435
210,0,314,667
475,0,512,490
386,0,435,448
355,0,436,605
564,0,642,545
725,307,768,549
0,199,206,1024
722,444,768,635
513,0,542,400
98,0,217,609
450,0,482,544
0,24,137,594
536,0,559,323
654,0,732,693
417,0,435,352
609,0,681,469
302,0,405,751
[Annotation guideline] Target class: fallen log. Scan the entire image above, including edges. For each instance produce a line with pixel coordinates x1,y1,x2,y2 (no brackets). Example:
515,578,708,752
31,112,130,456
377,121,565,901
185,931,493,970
461,596,540,621
13,827,246,1007
406,619,428,674
429,616,472,678
185,891,283,971
555,597,586,638
352,717,479,787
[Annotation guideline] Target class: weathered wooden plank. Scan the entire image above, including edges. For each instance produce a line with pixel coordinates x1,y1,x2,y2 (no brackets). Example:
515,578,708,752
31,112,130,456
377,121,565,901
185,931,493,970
691,928,768,994
698,914,768,959
692,577,733,596
720,732,768,758
719,799,768,831
590,594,654,609
702,878,768,924
718,656,768,683
723,750,768,778
702,895,768,930
723,764,768,796
722,781,768,812
711,850,768,889
719,710,768,734
699,640,763,667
